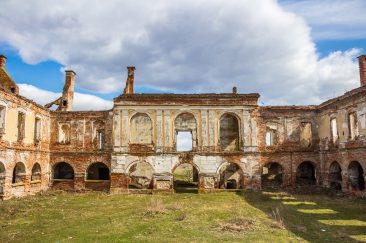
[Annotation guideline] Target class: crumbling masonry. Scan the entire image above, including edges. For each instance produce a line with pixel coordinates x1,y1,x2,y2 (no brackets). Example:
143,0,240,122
0,53,366,199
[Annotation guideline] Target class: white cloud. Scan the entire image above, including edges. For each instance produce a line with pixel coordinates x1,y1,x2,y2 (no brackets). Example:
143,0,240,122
0,0,364,105
18,84,113,111
281,0,366,40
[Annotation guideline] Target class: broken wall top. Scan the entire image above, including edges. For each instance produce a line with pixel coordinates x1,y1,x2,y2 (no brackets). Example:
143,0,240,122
114,93,260,106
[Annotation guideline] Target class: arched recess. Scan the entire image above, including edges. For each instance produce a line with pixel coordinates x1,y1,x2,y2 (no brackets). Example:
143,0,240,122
31,163,41,181
53,162,74,180
12,162,26,184
128,162,154,189
86,162,110,180
348,161,365,191
86,162,110,191
218,162,244,189
173,163,199,192
174,112,197,151
0,162,5,194
219,113,240,151
130,113,153,144
296,161,316,186
329,162,342,191
262,162,283,188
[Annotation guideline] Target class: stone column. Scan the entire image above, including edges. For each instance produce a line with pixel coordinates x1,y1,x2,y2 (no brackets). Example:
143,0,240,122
163,110,171,152
201,110,208,151
153,173,173,191
74,173,85,191
23,174,31,193
121,110,129,153
113,110,121,147
110,173,128,193
198,173,218,192
156,110,163,152
208,110,216,151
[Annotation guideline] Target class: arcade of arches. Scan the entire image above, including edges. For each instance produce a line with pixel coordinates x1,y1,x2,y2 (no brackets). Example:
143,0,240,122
1,54,366,199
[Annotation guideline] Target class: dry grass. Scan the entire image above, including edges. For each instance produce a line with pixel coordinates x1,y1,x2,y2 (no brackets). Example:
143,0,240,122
143,198,167,216
271,207,285,229
217,217,257,233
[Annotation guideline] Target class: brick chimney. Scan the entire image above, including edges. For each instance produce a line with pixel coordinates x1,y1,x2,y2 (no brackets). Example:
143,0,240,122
0,55,6,68
358,55,366,86
123,66,135,94
60,70,76,111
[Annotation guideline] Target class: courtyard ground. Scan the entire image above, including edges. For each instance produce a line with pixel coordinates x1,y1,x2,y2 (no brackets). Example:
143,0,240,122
0,190,365,242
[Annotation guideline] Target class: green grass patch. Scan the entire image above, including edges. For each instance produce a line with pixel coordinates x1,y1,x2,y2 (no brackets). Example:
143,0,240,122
0,190,365,242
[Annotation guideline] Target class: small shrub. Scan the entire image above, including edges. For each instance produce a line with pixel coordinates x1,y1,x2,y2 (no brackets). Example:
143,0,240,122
143,198,167,216
271,207,285,229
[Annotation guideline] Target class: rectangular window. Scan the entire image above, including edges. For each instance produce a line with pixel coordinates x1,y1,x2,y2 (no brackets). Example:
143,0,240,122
266,129,277,146
98,130,104,150
348,112,358,140
17,112,25,142
176,131,193,151
330,118,338,143
266,131,271,146
34,117,41,142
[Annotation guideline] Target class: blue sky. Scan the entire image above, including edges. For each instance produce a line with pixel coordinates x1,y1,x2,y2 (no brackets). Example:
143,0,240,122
0,0,365,110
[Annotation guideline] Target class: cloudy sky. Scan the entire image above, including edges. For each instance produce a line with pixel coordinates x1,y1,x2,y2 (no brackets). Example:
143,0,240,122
0,0,365,110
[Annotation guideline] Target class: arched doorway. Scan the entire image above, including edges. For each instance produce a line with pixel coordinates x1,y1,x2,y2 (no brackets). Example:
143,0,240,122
348,161,365,191
52,162,74,190
262,162,283,188
53,162,74,180
0,162,5,195
329,162,342,191
31,163,41,181
86,162,110,191
219,163,244,189
219,114,240,151
12,162,26,184
173,163,199,193
87,162,109,180
128,162,153,189
296,161,316,186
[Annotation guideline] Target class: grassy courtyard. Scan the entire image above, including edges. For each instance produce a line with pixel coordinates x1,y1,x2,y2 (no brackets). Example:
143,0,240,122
0,190,365,243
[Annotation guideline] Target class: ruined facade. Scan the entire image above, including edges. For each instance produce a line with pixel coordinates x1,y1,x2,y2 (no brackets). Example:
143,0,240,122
0,53,366,199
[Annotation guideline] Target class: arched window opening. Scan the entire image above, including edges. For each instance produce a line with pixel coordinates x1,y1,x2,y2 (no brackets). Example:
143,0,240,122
130,113,153,144
219,163,243,189
348,161,365,191
220,114,240,151
128,162,153,189
87,163,109,180
329,162,342,191
53,162,74,180
31,163,41,181
296,161,316,186
348,112,358,140
174,113,197,152
173,163,198,192
58,123,70,144
12,162,26,184
262,162,283,188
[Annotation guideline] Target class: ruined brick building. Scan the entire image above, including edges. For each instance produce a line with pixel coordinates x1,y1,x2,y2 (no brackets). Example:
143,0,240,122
0,53,366,199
